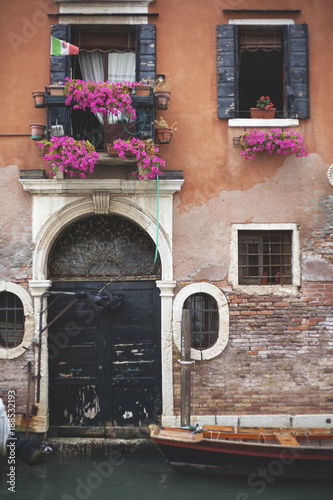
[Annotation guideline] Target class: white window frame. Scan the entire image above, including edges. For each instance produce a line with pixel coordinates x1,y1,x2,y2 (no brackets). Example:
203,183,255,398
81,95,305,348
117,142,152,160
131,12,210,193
229,223,301,295
0,282,34,359
227,18,299,129
173,283,229,361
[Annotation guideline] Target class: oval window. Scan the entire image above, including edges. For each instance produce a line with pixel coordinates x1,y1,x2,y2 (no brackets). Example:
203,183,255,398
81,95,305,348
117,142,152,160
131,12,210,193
0,292,24,348
184,293,218,350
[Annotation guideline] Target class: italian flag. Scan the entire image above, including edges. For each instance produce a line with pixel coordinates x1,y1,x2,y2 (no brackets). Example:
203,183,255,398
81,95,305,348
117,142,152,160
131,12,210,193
51,37,79,56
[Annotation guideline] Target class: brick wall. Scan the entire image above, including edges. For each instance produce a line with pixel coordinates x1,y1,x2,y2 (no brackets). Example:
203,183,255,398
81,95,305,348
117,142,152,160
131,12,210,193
173,281,333,417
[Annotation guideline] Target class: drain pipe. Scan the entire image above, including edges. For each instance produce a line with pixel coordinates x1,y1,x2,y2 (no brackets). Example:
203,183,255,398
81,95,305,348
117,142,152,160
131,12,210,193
179,309,194,427
36,291,79,403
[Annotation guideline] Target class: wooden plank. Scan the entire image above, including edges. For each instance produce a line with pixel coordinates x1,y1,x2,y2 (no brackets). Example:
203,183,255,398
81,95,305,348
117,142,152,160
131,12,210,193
274,433,300,446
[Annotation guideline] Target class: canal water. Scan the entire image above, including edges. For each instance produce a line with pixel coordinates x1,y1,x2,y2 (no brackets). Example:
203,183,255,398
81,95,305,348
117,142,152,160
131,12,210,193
1,452,332,500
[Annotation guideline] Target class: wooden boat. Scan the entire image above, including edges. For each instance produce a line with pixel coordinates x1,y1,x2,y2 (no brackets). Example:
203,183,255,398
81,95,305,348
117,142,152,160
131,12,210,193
149,424,333,475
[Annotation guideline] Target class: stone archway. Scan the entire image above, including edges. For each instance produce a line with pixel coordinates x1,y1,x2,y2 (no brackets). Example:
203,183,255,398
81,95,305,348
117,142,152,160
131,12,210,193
47,214,162,431
21,178,183,432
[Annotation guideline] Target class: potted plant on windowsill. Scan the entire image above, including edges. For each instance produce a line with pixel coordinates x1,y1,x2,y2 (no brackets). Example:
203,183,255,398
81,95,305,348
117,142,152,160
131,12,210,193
250,96,276,119
134,79,152,96
240,128,309,160
37,136,99,178
47,81,66,96
154,117,177,144
113,138,164,179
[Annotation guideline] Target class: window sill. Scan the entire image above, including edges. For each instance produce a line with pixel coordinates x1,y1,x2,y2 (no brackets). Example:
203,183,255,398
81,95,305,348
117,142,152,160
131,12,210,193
228,118,299,128
232,285,299,296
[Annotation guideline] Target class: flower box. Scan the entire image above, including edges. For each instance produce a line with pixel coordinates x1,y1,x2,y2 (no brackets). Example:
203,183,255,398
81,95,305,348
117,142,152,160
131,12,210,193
250,108,276,119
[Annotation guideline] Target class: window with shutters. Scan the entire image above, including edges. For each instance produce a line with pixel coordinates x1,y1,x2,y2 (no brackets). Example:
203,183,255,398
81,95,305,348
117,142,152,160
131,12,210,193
217,20,309,123
229,223,301,294
50,23,156,150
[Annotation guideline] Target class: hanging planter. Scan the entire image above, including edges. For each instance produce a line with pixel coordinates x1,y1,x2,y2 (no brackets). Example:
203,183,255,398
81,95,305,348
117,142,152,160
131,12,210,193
154,91,170,110
30,123,46,140
155,128,173,144
32,91,46,108
153,78,176,110
154,117,177,144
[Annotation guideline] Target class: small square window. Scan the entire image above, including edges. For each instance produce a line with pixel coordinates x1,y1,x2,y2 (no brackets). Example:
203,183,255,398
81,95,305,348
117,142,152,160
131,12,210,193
229,223,300,293
238,230,292,285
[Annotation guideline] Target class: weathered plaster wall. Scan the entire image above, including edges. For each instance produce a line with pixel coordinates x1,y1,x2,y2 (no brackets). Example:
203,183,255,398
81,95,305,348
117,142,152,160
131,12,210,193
0,165,32,280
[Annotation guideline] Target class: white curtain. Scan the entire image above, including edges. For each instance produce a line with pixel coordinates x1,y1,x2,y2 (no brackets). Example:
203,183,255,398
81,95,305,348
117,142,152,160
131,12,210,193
78,51,136,125
79,51,105,124
107,52,136,83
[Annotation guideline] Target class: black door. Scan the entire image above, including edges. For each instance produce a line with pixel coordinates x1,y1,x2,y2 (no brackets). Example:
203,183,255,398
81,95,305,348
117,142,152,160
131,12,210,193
48,280,161,431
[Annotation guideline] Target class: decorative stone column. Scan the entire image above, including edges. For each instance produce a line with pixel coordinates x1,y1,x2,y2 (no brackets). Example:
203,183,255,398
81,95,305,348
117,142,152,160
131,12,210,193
29,280,52,433
156,280,176,424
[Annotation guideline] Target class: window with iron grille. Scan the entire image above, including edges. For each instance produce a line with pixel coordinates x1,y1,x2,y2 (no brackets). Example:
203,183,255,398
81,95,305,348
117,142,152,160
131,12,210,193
238,230,292,285
184,293,219,350
0,292,24,348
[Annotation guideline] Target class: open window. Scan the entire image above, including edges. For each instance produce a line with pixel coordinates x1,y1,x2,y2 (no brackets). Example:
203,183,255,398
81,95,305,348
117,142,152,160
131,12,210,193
217,23,309,119
50,23,156,150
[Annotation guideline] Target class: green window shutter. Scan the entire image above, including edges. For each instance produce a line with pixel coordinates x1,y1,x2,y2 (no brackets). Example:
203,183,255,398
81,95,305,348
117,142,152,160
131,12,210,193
283,24,309,118
217,25,238,118
136,24,156,82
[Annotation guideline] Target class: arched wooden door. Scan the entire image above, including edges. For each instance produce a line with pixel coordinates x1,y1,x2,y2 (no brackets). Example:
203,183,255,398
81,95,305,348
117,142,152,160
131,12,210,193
47,215,161,434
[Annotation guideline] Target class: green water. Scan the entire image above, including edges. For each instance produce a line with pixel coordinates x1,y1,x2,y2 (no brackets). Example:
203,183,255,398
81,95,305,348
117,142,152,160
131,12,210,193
1,453,332,500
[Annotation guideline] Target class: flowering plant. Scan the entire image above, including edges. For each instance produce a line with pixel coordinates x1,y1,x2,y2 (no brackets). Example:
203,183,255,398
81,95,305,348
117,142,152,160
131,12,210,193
38,136,99,178
113,138,164,180
154,116,177,131
64,78,136,120
240,128,309,160
256,96,274,110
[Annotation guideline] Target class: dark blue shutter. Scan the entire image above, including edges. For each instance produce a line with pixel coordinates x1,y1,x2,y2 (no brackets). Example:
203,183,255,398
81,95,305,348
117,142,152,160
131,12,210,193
49,25,72,136
136,24,156,81
284,24,309,119
50,24,72,84
217,25,238,118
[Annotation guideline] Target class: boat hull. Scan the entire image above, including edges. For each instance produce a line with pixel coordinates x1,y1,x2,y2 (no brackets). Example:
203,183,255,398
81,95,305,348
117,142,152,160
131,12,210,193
150,426,333,476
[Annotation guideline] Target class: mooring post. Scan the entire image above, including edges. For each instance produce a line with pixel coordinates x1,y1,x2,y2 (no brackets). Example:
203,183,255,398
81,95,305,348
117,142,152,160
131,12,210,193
181,309,191,427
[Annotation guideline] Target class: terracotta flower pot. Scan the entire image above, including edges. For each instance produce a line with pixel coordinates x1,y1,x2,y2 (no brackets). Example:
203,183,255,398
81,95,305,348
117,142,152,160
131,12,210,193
32,91,46,108
30,123,46,140
154,91,170,110
135,84,151,96
106,144,119,157
250,108,276,119
155,128,173,144
47,85,65,96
